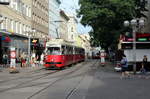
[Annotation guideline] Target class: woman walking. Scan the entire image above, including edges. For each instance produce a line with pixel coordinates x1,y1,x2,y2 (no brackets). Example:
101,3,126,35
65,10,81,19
121,54,130,78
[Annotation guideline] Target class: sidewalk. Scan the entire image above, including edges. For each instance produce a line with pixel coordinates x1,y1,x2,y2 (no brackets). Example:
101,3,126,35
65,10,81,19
0,64,44,74
107,61,150,75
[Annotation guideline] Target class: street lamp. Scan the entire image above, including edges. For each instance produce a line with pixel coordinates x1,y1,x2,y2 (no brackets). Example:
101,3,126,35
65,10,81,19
124,18,144,74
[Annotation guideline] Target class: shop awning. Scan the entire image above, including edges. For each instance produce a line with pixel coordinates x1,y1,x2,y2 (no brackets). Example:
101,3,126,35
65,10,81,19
1,36,11,42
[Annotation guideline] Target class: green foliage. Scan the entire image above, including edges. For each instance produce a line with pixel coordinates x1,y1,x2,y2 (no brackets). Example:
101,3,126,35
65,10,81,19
78,0,148,50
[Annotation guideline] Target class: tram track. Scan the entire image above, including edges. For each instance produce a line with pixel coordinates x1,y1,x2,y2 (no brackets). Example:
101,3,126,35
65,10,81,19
0,70,60,93
26,59,99,99
0,61,88,93
14,62,89,90
65,60,99,99
0,68,49,84
0,60,88,84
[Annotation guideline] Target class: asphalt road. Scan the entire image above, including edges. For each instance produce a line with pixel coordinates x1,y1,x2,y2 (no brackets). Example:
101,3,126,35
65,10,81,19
0,59,150,99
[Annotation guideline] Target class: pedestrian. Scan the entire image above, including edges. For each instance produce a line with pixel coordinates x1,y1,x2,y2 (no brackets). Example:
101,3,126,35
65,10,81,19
31,57,36,67
35,55,39,66
21,53,26,67
18,55,22,67
140,55,148,75
40,53,44,66
2,54,8,67
121,54,130,78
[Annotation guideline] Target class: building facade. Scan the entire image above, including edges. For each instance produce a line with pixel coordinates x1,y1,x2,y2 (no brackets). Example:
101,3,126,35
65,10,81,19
0,0,32,64
32,0,49,38
49,0,61,39
79,34,92,59
59,10,69,40
68,15,78,44
31,0,49,61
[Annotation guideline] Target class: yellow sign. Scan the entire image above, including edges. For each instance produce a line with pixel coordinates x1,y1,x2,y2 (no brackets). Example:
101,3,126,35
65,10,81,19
32,40,37,43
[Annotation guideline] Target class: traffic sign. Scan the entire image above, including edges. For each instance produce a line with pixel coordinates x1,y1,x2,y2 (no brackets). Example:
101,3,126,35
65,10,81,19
10,51,16,59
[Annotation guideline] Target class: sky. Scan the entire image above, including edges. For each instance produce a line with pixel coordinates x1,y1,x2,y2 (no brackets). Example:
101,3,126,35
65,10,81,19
60,0,92,34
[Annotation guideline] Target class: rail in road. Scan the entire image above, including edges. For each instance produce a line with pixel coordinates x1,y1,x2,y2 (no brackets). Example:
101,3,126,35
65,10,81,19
0,59,99,99
65,60,99,99
27,59,99,99
0,68,58,84
0,70,59,93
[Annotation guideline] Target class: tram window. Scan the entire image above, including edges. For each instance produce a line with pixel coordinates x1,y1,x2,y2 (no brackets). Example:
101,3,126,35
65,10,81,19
136,43,150,49
71,47,73,54
79,49,82,54
68,47,73,55
61,46,65,55
68,47,71,54
121,43,132,49
47,47,61,55
76,48,78,54
66,46,69,55
122,43,150,49
69,47,73,54
75,48,77,54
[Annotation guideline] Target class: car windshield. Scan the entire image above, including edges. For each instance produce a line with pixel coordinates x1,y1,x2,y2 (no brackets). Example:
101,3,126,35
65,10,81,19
47,47,61,55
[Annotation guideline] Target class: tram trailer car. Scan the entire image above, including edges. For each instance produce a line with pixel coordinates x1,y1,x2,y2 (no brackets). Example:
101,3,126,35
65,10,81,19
44,42,85,69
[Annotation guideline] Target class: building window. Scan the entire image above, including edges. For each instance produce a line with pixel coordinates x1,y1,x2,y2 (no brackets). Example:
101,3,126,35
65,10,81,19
6,18,10,30
13,21,16,32
10,0,13,8
1,20,4,29
5,18,8,30
22,24,25,34
11,20,13,31
12,0,17,10
11,20,14,32
71,27,74,32
19,23,22,34
26,5,28,16
16,21,18,33
22,3,26,15
2,18,6,29
17,0,21,12
28,7,31,17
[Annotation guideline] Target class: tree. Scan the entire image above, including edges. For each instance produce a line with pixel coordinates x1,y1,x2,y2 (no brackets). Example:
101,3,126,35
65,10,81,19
78,0,147,50
135,0,148,18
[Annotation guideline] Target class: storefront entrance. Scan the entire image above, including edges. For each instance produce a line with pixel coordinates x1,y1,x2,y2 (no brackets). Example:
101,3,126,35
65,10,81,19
0,35,11,65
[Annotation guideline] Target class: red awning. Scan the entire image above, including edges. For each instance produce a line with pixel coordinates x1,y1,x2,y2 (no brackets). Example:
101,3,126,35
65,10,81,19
5,36,11,42
1,36,11,42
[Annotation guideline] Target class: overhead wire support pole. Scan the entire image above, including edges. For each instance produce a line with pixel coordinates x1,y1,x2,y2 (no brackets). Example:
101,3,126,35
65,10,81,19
132,26,137,74
28,35,31,66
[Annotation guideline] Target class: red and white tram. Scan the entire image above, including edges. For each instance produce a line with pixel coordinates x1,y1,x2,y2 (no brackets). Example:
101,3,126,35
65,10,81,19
44,39,85,69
